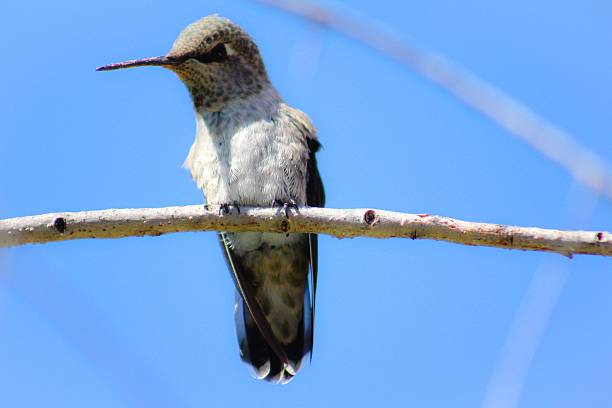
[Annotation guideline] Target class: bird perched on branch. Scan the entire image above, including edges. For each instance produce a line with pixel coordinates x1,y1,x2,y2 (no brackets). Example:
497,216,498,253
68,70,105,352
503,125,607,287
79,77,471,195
97,15,325,384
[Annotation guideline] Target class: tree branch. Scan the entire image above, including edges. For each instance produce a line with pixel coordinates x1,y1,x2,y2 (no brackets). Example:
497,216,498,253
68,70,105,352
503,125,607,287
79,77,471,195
0,205,609,257
254,0,612,201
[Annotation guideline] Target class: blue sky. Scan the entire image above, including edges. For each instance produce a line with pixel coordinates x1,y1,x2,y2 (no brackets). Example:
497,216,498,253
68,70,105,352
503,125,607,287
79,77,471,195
1,1,611,407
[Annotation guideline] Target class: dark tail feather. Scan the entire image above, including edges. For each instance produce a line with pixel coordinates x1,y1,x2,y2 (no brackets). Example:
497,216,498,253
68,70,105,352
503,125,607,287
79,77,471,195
234,285,312,384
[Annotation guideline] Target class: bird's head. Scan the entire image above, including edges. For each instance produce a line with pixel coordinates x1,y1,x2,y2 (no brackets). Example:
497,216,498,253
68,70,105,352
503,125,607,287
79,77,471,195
97,15,270,111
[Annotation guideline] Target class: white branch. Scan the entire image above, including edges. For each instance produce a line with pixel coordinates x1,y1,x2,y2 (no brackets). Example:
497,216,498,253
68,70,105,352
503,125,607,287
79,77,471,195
0,205,609,257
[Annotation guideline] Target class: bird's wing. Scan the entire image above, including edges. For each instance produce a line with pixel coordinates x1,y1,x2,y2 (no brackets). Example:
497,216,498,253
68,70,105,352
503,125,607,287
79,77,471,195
218,234,290,366
306,136,325,355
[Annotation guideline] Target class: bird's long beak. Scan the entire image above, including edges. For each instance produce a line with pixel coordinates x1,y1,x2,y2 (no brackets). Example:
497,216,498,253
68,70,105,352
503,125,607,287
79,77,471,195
96,55,177,71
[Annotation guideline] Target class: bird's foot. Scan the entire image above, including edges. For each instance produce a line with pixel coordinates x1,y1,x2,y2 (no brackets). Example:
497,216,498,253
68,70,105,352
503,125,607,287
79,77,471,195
218,202,241,216
272,199,298,219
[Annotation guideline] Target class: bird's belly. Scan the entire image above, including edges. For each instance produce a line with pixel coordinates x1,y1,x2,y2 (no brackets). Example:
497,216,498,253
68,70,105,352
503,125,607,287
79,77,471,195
189,148,298,206
229,172,289,206
186,114,307,206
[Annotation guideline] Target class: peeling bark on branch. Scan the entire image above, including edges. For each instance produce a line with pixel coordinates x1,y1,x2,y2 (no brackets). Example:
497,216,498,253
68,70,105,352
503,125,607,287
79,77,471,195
0,205,610,257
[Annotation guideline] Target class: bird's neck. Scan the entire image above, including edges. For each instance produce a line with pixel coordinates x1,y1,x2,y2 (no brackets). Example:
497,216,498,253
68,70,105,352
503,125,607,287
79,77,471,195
194,84,282,134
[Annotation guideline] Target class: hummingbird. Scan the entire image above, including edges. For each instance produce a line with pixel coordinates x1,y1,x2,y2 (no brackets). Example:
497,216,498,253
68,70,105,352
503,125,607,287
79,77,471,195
97,15,325,384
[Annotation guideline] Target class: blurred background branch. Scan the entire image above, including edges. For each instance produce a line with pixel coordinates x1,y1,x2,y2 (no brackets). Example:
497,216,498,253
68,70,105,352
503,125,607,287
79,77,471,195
481,182,599,408
255,0,612,202
1,206,610,256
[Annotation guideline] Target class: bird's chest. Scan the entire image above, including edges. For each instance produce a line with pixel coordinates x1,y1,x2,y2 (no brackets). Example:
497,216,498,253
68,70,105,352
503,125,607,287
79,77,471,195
185,117,296,205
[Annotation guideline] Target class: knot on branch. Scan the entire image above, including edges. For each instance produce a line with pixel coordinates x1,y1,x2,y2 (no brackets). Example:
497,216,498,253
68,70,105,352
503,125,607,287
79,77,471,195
363,210,378,226
53,217,67,234
280,219,289,233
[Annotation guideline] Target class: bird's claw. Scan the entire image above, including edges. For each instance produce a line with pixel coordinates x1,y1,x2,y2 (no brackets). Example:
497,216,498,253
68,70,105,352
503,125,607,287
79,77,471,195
272,199,298,219
218,202,240,216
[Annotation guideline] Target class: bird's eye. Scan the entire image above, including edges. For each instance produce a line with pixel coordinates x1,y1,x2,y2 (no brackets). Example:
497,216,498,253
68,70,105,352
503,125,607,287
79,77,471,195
194,43,228,64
